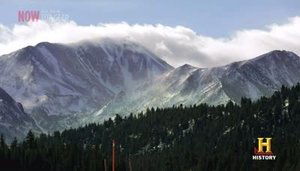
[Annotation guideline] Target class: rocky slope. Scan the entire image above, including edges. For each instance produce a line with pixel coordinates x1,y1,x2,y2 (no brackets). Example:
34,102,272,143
0,38,299,136
0,87,40,142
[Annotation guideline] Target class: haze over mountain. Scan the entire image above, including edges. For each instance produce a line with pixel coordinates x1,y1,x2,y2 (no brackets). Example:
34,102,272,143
0,87,40,142
0,39,299,139
0,39,173,132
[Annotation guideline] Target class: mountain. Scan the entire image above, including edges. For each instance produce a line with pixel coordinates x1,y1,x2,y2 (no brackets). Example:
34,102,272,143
1,84,300,170
179,50,300,104
93,50,300,120
0,87,40,142
0,37,299,135
219,50,300,102
0,39,173,131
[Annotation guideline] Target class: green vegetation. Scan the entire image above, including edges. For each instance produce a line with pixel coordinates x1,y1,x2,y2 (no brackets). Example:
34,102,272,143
1,84,300,170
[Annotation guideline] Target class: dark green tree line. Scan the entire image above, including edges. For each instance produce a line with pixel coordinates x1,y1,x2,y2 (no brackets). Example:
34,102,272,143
1,83,300,170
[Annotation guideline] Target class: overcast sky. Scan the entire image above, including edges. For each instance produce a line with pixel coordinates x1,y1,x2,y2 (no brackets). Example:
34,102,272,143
0,0,299,67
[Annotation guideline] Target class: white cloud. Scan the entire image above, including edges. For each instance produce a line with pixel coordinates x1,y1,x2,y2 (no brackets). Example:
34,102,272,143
0,17,300,67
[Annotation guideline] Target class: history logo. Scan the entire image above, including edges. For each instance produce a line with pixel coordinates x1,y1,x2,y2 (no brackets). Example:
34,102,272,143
252,137,276,160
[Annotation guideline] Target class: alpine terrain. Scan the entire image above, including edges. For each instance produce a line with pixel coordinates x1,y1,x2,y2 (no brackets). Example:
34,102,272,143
0,87,40,142
0,38,299,139
95,50,300,119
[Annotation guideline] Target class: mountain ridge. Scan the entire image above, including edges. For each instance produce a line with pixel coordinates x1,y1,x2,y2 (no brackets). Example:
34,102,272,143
0,39,173,132
92,50,300,121
0,86,40,142
0,39,299,138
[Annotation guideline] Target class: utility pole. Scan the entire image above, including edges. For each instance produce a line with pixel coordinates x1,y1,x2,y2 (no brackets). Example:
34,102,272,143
112,140,115,171
104,159,107,171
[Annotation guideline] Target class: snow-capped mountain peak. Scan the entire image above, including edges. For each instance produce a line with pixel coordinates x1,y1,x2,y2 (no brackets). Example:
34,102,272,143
1,38,300,139
0,39,173,132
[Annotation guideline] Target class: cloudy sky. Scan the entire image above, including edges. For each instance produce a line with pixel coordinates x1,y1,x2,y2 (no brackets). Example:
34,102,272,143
0,0,299,67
